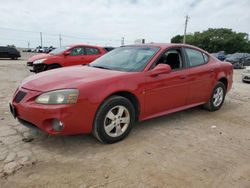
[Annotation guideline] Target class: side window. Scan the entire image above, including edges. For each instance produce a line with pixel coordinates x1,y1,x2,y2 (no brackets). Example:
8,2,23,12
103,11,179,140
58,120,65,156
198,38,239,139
70,47,84,56
203,53,209,62
185,48,205,67
155,49,183,70
85,47,100,55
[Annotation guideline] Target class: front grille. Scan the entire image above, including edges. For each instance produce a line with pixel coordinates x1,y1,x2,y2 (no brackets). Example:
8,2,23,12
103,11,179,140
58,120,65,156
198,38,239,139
18,118,40,131
14,91,27,103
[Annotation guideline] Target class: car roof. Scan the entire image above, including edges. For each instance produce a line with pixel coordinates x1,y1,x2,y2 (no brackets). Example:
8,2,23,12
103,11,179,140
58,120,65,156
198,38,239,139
125,43,208,53
68,44,103,48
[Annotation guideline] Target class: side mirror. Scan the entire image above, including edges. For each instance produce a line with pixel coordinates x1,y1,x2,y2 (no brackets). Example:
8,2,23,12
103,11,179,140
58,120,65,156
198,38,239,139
149,64,171,77
64,51,70,56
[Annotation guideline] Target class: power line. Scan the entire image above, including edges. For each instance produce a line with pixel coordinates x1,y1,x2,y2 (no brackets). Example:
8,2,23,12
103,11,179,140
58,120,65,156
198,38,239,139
0,26,135,47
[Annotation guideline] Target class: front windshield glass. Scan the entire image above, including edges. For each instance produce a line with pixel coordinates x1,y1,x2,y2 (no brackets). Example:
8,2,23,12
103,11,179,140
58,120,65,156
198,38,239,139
231,53,244,58
89,47,159,72
49,46,70,55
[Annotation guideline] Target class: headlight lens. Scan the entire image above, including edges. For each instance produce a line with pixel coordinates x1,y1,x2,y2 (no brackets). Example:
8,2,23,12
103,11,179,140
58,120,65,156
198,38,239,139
36,89,79,104
33,58,47,65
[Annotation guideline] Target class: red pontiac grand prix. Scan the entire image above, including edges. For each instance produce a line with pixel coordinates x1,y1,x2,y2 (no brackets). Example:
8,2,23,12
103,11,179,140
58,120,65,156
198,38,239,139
27,44,109,73
10,43,233,143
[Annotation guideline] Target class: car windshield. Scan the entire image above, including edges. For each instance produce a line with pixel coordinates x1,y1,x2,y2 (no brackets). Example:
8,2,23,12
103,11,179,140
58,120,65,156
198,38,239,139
49,46,70,55
230,53,244,59
89,47,159,72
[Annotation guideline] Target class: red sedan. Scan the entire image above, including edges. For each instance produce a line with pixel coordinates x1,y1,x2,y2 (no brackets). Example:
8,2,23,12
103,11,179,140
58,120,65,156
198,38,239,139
10,43,233,143
27,44,110,73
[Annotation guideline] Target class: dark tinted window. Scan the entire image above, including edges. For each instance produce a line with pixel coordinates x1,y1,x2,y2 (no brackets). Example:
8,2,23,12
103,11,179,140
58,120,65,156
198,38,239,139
155,49,183,70
185,48,205,67
85,47,100,55
104,47,114,52
0,47,6,52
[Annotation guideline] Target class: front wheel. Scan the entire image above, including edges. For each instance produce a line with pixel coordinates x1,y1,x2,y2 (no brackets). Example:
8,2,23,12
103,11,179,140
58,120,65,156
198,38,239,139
93,96,135,144
203,81,226,111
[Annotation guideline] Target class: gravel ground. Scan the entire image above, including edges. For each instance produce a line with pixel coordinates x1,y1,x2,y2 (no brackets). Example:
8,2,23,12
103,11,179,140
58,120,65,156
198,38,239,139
0,53,250,188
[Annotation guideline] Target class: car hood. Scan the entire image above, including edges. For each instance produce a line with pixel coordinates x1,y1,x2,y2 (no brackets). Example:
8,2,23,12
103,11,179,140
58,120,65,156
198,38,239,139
21,66,128,92
28,53,53,62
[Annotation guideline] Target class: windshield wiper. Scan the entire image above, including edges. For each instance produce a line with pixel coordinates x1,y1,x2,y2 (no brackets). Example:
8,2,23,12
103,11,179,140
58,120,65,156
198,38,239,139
89,65,111,70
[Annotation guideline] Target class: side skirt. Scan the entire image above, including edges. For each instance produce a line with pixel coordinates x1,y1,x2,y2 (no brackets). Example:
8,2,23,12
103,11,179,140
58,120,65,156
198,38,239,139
140,102,206,121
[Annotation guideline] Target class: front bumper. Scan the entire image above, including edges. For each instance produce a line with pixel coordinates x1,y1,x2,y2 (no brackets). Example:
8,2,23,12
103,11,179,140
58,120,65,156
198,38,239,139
27,62,47,73
10,87,93,135
242,73,250,82
226,60,243,69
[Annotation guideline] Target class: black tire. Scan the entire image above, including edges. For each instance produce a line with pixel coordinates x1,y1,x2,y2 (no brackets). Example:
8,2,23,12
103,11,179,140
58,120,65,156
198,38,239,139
242,80,249,83
46,64,61,70
93,95,135,144
203,81,226,111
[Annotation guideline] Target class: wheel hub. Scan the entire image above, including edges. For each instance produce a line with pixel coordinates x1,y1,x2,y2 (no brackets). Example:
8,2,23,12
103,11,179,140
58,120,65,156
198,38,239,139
104,105,130,138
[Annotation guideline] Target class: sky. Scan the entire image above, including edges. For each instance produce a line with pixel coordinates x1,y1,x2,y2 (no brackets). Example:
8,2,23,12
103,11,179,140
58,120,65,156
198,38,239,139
0,0,249,48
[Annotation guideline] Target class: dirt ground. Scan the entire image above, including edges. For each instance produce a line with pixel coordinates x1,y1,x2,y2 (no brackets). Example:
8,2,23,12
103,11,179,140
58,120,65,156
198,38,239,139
0,52,250,188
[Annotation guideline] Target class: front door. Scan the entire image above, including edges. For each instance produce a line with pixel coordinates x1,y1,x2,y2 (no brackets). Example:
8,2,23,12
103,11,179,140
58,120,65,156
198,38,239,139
144,48,188,117
65,46,85,66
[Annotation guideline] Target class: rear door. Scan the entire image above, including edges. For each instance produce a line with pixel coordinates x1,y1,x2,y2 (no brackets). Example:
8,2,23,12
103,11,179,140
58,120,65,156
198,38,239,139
83,47,103,64
184,48,215,105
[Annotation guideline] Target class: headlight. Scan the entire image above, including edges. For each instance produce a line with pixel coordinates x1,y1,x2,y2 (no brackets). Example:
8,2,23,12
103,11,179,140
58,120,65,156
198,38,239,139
36,89,79,104
33,58,47,65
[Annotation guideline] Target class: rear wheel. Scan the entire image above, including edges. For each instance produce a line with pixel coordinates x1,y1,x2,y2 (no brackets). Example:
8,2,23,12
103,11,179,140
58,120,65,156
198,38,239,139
203,81,226,111
93,96,135,144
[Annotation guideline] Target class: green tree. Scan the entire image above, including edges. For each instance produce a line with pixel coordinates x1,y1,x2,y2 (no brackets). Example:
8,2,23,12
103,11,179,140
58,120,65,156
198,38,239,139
171,28,250,53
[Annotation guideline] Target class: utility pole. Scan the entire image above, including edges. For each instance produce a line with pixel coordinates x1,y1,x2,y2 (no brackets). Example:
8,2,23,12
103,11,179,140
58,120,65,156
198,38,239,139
59,34,62,47
183,15,190,44
121,37,125,46
27,42,30,50
40,32,43,47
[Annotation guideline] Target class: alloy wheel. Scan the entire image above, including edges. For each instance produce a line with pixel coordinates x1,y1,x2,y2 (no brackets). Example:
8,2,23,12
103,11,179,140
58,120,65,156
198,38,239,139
104,105,130,137
213,87,224,107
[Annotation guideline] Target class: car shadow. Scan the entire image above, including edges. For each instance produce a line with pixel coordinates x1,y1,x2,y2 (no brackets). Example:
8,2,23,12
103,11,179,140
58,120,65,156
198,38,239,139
21,106,206,157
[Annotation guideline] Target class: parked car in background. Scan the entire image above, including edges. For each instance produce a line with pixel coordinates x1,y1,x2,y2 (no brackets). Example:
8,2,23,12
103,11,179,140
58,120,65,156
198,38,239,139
0,46,21,60
103,47,115,52
27,44,108,73
31,46,56,53
10,43,233,143
225,53,250,69
211,51,226,61
242,66,250,83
